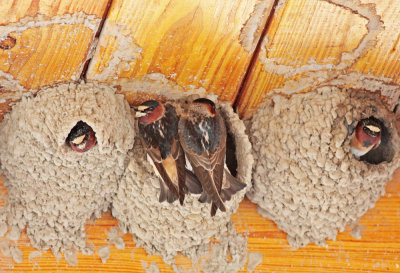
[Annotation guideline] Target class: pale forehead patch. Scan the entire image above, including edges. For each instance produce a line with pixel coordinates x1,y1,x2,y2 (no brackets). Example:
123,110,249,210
137,105,150,111
71,135,85,145
366,125,380,133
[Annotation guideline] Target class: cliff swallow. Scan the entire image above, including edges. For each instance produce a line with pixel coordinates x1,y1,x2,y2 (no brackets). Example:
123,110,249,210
178,98,246,216
134,100,201,205
350,117,382,158
66,121,97,152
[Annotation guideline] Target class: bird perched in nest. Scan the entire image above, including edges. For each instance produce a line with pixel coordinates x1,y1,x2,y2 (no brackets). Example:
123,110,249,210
134,100,202,205
178,98,246,216
350,116,382,158
66,121,97,153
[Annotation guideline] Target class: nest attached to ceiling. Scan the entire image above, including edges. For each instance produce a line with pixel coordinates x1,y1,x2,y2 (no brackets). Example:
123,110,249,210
247,87,400,248
0,82,135,255
112,100,253,259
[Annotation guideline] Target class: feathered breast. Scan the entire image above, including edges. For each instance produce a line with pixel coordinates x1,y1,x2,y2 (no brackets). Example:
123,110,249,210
139,104,178,160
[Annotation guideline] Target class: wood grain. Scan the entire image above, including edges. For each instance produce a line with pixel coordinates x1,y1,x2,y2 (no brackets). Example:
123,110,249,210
1,0,400,272
0,170,399,272
0,0,110,120
237,0,400,118
86,0,275,103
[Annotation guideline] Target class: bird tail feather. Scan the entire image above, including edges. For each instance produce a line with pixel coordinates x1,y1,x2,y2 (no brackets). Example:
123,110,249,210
221,170,247,202
158,180,178,203
185,170,203,194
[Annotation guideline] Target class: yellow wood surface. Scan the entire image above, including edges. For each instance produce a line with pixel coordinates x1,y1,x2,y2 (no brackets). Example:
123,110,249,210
0,170,399,272
1,0,400,272
237,0,400,118
0,0,110,120
86,0,275,103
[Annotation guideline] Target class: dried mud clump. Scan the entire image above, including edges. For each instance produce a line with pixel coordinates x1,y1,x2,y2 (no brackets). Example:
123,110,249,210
248,87,400,248
112,101,253,261
0,82,135,256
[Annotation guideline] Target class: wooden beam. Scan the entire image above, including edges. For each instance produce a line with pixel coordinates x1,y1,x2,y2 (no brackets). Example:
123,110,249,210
86,0,275,104
237,0,400,118
0,0,110,120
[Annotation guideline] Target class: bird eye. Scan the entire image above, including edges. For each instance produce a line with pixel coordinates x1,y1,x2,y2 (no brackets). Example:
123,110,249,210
66,121,97,153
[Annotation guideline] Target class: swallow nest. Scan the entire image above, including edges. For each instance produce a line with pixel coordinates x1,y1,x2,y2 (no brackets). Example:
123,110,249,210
0,82,135,256
247,87,400,248
112,101,253,261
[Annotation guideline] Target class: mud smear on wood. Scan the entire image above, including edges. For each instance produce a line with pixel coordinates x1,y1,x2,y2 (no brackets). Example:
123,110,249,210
170,222,249,273
247,252,263,272
0,71,28,95
0,11,102,86
87,21,142,81
107,227,125,250
0,12,101,38
258,0,384,96
0,12,102,119
98,245,110,264
239,0,275,53
141,261,161,273
100,72,217,105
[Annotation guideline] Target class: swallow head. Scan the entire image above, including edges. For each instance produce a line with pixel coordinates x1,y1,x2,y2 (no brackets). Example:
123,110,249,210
350,117,382,157
133,100,164,125
66,121,97,153
189,98,216,117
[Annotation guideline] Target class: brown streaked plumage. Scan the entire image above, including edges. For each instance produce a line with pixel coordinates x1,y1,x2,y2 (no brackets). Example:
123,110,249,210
178,98,246,216
198,169,247,204
134,100,201,205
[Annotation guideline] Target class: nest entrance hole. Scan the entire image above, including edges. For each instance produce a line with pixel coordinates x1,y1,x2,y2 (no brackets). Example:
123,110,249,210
65,121,97,152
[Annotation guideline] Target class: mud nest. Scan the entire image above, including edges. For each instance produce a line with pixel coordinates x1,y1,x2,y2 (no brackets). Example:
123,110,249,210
247,87,400,248
0,82,135,255
112,101,253,260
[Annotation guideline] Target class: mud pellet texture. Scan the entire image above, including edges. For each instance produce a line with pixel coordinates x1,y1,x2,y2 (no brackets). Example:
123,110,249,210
248,87,400,248
0,82,135,255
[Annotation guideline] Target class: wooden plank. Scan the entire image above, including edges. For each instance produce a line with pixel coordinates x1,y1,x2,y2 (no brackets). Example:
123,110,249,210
237,0,400,118
86,0,276,103
1,170,400,272
0,0,110,120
